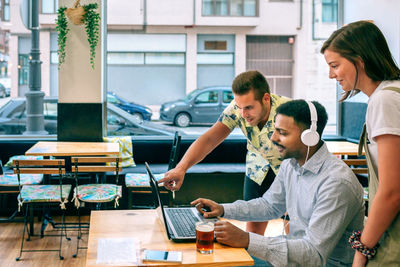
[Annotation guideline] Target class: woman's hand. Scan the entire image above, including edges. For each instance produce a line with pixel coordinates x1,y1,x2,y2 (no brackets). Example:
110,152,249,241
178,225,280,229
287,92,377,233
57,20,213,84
352,251,367,267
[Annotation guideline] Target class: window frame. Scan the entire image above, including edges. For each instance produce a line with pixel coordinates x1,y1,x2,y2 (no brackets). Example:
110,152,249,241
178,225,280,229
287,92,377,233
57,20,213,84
40,0,59,14
202,0,258,17
18,54,30,86
1,0,10,21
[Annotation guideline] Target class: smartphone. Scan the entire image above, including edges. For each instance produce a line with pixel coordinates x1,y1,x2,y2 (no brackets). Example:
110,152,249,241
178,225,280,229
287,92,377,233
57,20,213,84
143,250,182,263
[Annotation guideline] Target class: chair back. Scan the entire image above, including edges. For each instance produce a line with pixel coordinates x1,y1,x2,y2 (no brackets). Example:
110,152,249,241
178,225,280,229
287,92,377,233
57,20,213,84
343,159,368,174
71,156,122,183
168,131,181,171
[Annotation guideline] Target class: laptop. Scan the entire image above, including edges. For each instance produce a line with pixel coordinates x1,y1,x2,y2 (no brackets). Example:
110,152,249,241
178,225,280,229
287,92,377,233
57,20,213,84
145,162,217,242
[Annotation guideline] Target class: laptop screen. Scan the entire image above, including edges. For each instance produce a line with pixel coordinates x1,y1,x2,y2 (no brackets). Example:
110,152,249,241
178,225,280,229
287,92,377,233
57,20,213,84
145,162,172,239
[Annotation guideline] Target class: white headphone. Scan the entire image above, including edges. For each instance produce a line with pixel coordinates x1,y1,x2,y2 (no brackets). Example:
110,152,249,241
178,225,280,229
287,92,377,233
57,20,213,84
301,101,320,147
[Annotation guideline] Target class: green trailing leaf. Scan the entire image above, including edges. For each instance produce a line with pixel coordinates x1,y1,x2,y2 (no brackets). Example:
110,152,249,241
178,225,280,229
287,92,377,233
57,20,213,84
83,3,100,69
55,3,100,70
56,7,69,69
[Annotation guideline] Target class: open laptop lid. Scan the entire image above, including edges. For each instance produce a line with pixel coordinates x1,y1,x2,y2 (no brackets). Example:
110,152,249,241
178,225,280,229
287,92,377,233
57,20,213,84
145,162,173,240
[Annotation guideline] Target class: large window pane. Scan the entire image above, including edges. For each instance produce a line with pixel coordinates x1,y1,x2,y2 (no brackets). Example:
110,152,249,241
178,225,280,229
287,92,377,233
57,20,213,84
244,0,256,16
42,0,56,13
3,1,10,21
216,0,228,15
322,0,337,23
202,0,214,15
108,52,144,65
197,53,234,64
18,55,29,85
231,0,243,16
145,53,185,65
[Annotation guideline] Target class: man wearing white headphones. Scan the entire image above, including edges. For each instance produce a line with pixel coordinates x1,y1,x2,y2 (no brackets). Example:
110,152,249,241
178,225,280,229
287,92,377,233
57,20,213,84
192,100,365,267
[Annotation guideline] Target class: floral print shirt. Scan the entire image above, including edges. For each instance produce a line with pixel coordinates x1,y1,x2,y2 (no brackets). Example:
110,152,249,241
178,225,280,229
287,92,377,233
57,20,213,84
218,94,290,185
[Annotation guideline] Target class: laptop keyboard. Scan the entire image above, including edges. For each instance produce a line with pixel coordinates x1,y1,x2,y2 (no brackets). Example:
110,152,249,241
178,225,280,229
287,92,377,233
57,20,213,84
166,208,200,237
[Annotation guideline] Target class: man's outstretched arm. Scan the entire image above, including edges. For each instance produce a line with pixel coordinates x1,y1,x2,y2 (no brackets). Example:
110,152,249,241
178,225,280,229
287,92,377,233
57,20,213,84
159,122,231,191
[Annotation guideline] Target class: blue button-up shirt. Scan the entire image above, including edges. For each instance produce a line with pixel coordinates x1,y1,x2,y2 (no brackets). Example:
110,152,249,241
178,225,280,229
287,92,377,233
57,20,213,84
222,143,365,267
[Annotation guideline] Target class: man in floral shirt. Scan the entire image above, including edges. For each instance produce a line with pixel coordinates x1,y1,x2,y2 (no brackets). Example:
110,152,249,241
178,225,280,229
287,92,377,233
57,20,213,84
160,70,290,235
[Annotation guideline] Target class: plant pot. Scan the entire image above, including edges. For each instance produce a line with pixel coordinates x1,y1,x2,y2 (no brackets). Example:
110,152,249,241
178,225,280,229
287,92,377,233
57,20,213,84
65,6,85,25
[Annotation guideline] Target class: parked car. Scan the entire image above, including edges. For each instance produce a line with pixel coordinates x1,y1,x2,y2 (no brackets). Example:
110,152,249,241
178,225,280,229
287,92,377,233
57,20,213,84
0,83,7,98
0,98,177,136
160,86,233,127
107,92,152,122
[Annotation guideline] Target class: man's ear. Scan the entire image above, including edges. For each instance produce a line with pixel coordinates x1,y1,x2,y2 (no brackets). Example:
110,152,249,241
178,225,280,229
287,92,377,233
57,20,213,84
262,93,270,104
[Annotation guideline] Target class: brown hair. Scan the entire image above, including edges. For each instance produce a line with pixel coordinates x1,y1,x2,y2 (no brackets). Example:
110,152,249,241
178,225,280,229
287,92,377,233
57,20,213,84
232,70,270,101
321,21,400,101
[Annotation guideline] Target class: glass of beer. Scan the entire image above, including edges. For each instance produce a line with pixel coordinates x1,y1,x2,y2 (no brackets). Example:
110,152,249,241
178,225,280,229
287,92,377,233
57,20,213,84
195,221,214,254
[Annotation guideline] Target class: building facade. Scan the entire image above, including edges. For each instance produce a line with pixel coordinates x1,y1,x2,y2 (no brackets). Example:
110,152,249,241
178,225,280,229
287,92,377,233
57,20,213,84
1,0,339,126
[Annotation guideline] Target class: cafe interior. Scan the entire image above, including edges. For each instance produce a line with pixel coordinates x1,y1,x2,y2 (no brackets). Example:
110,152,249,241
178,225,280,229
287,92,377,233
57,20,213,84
0,0,398,266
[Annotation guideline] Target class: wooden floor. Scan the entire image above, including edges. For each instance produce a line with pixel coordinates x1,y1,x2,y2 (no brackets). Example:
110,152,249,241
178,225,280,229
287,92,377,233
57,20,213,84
0,214,284,267
0,215,89,267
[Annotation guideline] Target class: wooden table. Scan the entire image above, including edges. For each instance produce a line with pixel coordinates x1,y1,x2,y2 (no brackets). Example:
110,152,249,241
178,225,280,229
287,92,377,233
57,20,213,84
87,210,254,266
25,141,120,157
326,141,362,156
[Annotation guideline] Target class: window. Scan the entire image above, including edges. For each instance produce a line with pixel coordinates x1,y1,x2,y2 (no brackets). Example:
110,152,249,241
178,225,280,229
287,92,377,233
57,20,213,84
223,91,234,103
202,0,257,16
145,53,185,65
44,102,58,119
322,0,337,23
18,55,29,85
312,0,338,40
1,0,10,21
197,53,234,64
50,51,59,64
195,91,219,104
108,52,144,65
41,0,58,14
107,52,184,65
204,41,227,51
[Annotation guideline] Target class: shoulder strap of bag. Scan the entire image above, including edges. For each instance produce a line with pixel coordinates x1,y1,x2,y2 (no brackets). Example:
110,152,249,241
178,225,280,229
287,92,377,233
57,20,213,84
358,86,400,203
381,86,400,93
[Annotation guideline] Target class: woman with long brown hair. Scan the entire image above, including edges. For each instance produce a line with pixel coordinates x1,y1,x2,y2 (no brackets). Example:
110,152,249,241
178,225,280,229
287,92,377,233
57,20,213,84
321,21,400,266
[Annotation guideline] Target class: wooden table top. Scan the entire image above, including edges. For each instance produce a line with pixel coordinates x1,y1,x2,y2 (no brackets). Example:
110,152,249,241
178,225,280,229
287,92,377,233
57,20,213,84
25,141,120,157
325,141,362,156
86,210,254,267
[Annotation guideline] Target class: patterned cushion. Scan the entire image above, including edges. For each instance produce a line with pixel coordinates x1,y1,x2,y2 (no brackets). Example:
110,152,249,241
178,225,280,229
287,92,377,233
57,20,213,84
19,184,72,203
125,173,165,187
0,173,43,186
4,155,44,167
74,184,122,202
103,136,136,167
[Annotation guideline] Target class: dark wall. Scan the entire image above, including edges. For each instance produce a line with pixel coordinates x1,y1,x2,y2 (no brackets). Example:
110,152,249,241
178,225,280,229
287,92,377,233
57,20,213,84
340,102,367,141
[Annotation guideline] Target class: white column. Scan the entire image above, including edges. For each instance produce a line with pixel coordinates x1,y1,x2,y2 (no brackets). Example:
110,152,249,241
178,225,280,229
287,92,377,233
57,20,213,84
40,31,50,96
9,35,19,98
58,0,102,103
185,31,197,94
235,33,246,76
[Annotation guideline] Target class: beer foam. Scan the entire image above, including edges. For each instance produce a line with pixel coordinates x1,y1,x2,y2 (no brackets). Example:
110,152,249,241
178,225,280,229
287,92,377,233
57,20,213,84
196,223,214,232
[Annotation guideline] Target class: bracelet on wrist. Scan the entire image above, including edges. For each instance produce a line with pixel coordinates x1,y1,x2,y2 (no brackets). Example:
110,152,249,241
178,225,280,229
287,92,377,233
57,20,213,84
348,231,379,260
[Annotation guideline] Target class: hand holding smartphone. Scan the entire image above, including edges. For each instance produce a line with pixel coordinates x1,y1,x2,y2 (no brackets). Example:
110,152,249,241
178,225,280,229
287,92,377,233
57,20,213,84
143,250,182,263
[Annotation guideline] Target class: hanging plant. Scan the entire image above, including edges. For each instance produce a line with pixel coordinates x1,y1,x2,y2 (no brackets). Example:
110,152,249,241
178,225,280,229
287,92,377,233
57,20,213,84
82,4,100,69
55,0,100,69
56,7,69,68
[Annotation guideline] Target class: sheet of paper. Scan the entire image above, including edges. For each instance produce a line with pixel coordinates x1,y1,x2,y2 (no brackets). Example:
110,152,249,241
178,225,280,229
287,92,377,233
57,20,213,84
96,237,139,265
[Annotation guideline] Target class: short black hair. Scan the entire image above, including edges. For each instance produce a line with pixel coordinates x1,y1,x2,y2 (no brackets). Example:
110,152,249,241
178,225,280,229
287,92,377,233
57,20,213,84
232,70,270,101
276,100,328,137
